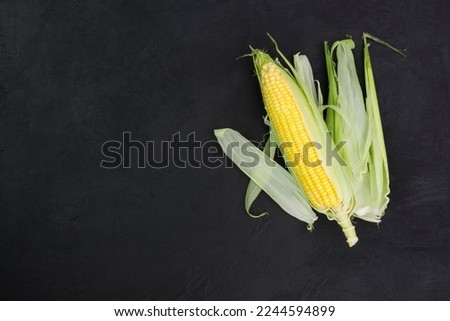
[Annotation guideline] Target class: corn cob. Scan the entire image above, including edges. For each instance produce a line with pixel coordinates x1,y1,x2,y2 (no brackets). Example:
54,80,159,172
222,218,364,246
253,50,358,247
260,62,339,209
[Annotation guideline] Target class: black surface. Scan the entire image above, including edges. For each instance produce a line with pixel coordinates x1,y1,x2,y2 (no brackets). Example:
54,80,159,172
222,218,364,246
1,0,449,300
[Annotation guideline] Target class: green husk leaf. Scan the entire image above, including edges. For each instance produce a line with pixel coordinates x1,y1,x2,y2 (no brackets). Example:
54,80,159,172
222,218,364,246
214,128,317,225
293,54,319,106
330,39,372,176
324,34,399,223
356,34,394,222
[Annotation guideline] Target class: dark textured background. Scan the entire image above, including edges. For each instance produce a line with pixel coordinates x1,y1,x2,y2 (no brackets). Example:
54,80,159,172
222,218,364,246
1,0,449,300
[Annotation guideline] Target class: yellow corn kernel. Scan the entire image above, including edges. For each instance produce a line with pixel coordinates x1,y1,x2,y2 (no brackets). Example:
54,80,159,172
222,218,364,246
260,62,339,210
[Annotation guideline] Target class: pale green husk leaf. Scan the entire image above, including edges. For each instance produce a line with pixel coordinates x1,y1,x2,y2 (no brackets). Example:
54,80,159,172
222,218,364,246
214,128,317,225
324,34,397,223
